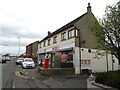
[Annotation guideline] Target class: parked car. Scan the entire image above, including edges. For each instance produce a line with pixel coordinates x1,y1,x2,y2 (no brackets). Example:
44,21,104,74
22,58,35,68
0,56,6,63
6,56,10,61
16,57,24,65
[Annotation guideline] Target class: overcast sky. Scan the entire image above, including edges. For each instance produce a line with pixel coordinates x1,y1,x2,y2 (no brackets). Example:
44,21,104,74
0,0,119,56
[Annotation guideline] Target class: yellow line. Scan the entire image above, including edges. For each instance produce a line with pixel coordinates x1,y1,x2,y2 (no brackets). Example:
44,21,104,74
15,71,29,79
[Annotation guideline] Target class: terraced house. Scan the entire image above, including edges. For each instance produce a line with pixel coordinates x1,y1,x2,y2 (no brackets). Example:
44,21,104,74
38,3,119,74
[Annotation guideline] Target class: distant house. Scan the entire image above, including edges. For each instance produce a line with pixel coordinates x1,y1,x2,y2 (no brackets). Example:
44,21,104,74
38,3,119,74
26,41,39,62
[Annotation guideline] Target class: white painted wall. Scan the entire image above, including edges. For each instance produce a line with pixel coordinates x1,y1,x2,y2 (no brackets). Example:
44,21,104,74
73,47,81,74
80,48,119,73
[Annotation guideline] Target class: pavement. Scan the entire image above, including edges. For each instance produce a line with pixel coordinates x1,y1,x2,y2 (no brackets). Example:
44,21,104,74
14,67,87,88
16,67,106,89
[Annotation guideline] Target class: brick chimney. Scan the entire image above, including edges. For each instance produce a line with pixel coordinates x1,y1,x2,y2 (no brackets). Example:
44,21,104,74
87,3,92,13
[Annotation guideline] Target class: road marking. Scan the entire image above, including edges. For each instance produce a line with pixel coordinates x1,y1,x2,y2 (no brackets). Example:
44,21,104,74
12,85,15,88
15,71,29,79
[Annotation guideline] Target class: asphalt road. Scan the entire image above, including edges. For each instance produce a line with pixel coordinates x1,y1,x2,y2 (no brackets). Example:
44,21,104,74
0,57,103,89
1,57,17,89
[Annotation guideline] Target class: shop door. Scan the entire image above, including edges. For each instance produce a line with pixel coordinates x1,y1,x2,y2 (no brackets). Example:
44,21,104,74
54,52,62,68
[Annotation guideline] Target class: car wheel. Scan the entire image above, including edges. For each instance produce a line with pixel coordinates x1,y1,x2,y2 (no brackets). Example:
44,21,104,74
22,65,24,69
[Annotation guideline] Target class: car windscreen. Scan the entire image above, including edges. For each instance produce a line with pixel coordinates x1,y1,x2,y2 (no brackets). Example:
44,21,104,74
24,59,33,62
18,58,24,60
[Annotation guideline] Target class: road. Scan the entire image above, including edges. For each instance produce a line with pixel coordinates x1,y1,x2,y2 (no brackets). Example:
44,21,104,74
1,57,17,89
0,57,104,89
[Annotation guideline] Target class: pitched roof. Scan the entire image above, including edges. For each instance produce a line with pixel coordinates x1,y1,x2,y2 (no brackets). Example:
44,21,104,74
27,41,39,46
39,12,87,43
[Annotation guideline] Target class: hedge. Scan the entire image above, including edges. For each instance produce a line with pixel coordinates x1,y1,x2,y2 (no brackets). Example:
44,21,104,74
95,70,120,89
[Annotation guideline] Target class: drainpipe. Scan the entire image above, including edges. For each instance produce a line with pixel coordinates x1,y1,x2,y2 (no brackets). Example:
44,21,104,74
79,47,82,74
37,51,40,72
106,53,109,72
78,28,82,74
111,54,114,71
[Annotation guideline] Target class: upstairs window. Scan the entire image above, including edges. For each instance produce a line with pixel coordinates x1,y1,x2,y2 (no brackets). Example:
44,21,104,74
61,32,66,41
68,29,74,38
75,29,79,37
44,41,46,47
48,39,51,46
39,43,41,48
53,36,57,44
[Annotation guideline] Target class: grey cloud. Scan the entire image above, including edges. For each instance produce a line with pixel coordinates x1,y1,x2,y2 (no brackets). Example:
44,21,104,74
1,24,44,39
1,39,27,47
0,23,46,55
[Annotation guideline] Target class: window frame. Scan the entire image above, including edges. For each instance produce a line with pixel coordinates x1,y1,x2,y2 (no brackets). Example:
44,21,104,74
44,41,46,47
61,32,66,41
48,39,51,46
39,43,41,48
75,29,79,37
68,29,75,39
68,29,79,39
53,36,57,44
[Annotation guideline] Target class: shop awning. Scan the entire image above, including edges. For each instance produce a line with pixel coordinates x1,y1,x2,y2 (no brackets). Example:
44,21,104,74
39,47,73,55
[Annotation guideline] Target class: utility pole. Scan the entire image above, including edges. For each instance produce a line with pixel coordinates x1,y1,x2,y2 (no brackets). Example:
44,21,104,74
17,37,20,56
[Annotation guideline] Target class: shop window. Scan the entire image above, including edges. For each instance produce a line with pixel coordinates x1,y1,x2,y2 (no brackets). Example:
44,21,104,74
67,54,73,62
48,39,51,46
53,36,57,44
61,51,73,63
61,32,66,41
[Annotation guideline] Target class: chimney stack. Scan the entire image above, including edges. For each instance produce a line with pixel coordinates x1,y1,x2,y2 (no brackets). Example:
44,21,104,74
87,3,92,13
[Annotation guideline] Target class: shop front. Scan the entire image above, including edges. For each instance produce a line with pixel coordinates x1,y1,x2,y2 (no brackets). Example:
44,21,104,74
38,46,74,69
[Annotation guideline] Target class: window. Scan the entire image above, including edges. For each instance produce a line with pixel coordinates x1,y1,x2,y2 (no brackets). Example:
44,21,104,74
75,29,79,37
39,43,41,48
48,39,51,46
68,29,75,38
61,32,66,41
53,36,57,44
44,41,46,47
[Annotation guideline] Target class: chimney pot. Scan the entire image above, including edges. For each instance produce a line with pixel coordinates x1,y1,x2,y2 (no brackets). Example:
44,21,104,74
88,3,90,7
87,3,91,13
48,31,51,35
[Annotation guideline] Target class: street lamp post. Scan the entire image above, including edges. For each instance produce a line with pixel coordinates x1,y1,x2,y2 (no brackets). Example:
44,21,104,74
17,37,20,56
